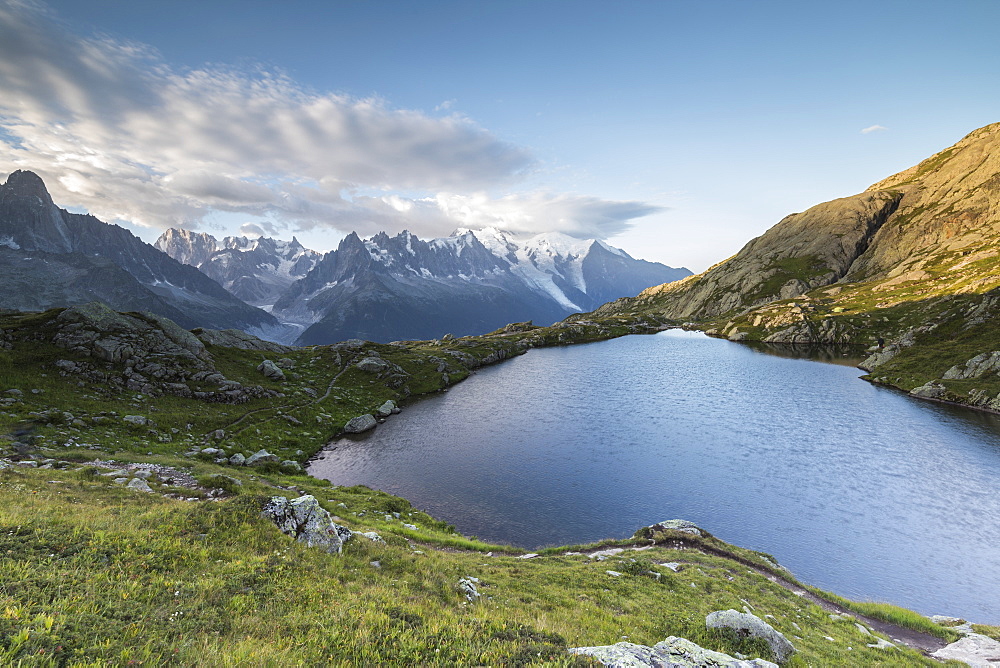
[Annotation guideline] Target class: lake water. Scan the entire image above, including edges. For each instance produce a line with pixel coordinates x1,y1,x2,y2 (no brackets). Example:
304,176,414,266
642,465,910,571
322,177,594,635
310,330,1000,622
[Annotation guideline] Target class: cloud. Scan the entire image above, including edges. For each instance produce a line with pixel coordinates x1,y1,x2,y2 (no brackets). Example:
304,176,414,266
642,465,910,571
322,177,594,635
0,1,659,242
861,125,888,134
239,222,280,238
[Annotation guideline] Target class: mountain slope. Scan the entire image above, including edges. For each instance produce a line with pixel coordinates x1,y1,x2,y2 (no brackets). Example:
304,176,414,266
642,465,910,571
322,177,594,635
270,227,689,344
155,230,321,307
594,121,1000,412
0,171,278,332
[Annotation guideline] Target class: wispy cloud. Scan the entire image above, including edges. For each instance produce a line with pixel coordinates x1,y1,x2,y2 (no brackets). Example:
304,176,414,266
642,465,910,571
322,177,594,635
860,124,888,134
0,1,659,241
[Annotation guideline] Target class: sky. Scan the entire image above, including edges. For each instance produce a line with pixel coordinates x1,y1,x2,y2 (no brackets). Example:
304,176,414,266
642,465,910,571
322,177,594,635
1,0,999,272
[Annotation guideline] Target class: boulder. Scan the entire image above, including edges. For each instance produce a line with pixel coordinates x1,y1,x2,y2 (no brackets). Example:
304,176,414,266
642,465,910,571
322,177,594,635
280,460,303,473
705,610,795,663
262,495,352,554
122,415,148,426
356,357,390,373
246,449,280,466
569,636,777,667
126,478,154,493
931,632,1000,665
229,453,246,466
344,414,377,433
376,400,397,417
909,381,948,399
257,359,286,381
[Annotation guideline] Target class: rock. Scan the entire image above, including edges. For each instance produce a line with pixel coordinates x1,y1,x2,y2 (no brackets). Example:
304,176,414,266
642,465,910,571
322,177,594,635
263,495,352,554
569,636,778,667
5,389,23,397
280,460,303,473
909,381,948,399
200,447,222,456
133,470,153,480
943,351,1000,380
931,632,1000,665
193,328,295,353
126,478,154,493
276,358,296,369
931,615,965,625
458,576,480,601
866,637,896,650
728,331,749,342
589,548,625,561
343,414,377,434
376,400,397,417
705,610,795,663
361,532,385,543
229,453,246,466
122,415,148,426
635,519,704,540
606,570,623,577
256,359,286,381
246,449,280,466
356,357,390,373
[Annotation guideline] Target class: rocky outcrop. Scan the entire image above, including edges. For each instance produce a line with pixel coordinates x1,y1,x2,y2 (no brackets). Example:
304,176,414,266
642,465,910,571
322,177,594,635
193,328,295,353
634,519,705,541
569,636,777,667
931,629,1000,666
37,303,280,403
262,495,352,554
705,610,795,663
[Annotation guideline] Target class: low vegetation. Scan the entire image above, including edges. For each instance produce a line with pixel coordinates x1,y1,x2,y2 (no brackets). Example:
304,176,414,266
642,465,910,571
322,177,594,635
0,306,967,665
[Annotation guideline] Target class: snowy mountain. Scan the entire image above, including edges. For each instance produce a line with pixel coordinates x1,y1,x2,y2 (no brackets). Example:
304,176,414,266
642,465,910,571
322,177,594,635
155,230,321,308
270,227,690,345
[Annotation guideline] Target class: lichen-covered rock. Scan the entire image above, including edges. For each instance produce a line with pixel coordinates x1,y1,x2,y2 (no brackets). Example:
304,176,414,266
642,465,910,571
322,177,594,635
228,452,246,466
705,610,795,663
569,636,778,667
262,495,352,554
356,357,390,373
126,478,154,493
246,449,279,466
193,328,295,352
942,351,1000,380
458,576,480,601
635,519,704,541
344,414,377,433
909,381,948,399
931,632,1000,665
257,359,286,381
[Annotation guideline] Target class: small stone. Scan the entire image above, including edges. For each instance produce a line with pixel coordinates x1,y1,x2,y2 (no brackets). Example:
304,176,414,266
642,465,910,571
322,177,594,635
458,577,480,601
606,570,623,577
122,415,148,426
362,532,385,543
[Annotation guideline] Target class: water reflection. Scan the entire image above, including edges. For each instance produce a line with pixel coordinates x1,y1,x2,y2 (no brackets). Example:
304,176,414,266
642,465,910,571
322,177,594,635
311,330,1000,622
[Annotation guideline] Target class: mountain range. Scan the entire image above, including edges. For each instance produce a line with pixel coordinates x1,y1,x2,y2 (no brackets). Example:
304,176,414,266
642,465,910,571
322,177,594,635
0,169,689,345
157,225,690,345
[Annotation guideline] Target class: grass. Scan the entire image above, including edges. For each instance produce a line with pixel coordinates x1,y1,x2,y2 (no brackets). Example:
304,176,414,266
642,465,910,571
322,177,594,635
0,306,966,665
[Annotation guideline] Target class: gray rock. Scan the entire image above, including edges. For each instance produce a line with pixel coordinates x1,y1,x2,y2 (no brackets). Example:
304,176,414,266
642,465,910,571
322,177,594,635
728,331,749,342
909,381,948,399
122,415,148,426
229,453,246,466
569,636,778,667
126,478,154,493
280,460,303,473
705,610,795,663
931,632,1000,665
356,357,390,373
257,359,286,381
246,449,280,466
362,531,385,543
641,519,703,536
276,358,296,369
132,470,153,479
458,576,480,601
376,400,397,417
194,328,295,353
5,389,23,397
200,447,222,456
262,495,352,554
343,414,377,433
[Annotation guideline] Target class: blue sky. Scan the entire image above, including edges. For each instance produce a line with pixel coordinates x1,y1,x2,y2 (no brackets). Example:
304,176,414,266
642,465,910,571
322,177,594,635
1,0,998,270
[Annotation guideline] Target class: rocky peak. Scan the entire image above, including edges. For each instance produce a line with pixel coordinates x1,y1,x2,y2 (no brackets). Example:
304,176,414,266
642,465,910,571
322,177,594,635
154,228,218,267
2,170,54,206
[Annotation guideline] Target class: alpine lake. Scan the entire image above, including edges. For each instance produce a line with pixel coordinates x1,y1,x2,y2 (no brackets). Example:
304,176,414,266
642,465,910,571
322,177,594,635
310,329,1000,623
